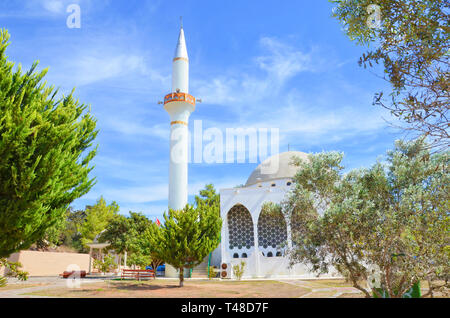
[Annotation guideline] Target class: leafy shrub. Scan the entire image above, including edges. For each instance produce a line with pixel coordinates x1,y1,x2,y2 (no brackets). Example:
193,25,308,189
232,261,246,280
93,255,117,273
208,266,218,279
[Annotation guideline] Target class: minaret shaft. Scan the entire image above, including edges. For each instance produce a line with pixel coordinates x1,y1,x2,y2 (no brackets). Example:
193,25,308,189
172,60,189,94
164,26,195,211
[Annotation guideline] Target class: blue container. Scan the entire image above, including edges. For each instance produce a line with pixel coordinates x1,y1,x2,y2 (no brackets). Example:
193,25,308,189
145,264,165,271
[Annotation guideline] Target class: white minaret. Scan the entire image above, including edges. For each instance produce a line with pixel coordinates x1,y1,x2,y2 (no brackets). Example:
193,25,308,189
163,23,196,211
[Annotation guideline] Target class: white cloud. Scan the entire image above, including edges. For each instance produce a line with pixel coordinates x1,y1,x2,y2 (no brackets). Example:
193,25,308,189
83,176,243,207
119,203,168,218
256,37,315,84
65,54,147,86
102,117,169,140
193,36,320,107
41,0,64,14
84,183,167,203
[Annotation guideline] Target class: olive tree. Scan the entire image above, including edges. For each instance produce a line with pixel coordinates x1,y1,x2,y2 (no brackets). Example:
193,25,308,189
267,138,449,297
331,0,449,150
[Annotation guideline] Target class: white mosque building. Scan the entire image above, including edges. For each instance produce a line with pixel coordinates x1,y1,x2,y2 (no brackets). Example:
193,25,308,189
163,24,338,279
210,152,338,279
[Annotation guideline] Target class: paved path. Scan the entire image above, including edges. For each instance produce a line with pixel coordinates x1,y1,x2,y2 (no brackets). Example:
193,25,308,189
277,279,363,298
0,277,106,298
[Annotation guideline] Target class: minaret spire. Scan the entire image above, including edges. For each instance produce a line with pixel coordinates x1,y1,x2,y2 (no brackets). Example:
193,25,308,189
174,26,188,62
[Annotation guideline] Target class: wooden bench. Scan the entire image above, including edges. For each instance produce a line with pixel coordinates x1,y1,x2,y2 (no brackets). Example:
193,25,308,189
61,271,87,279
121,269,155,281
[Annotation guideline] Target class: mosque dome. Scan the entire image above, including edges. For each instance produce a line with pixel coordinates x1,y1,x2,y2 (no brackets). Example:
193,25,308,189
245,151,309,187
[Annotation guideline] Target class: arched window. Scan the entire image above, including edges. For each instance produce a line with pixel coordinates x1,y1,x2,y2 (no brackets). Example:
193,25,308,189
258,207,287,252
276,251,282,257
241,253,248,258
233,253,239,259
227,204,254,250
267,252,273,257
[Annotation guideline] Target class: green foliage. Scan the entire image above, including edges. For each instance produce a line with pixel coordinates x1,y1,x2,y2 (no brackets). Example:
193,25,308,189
145,185,222,286
0,258,28,287
126,253,149,269
208,265,218,279
28,207,87,252
93,254,117,273
331,0,449,149
232,261,246,281
100,212,157,268
100,212,151,254
373,282,422,298
279,138,449,298
80,197,119,248
35,214,67,250
61,208,86,252
194,184,220,210
0,29,98,258
99,214,130,254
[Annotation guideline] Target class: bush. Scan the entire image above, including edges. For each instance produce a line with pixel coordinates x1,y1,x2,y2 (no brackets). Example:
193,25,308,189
0,258,28,287
93,255,117,273
232,261,246,280
208,266,218,279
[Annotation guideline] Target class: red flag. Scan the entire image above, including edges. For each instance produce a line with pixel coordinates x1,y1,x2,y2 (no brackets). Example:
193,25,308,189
156,218,161,226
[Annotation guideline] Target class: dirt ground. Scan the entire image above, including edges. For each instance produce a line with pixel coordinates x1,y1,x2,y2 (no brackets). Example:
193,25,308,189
22,279,313,298
0,283,49,291
2,278,444,298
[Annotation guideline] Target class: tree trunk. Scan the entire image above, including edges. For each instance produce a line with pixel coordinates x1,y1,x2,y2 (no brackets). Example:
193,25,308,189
179,267,184,287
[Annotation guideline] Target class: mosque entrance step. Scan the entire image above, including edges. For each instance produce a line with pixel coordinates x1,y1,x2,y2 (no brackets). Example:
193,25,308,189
191,271,208,278
190,257,210,278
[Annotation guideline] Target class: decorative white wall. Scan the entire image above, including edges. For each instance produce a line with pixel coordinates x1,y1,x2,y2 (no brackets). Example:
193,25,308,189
213,179,340,279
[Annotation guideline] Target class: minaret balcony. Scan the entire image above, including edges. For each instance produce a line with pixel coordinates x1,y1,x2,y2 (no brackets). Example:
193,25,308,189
164,92,196,106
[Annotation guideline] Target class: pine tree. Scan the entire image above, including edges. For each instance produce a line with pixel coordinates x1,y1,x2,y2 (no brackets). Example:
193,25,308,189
0,29,98,258
146,203,222,287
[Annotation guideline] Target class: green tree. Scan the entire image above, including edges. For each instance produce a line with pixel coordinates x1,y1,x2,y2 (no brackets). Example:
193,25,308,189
80,197,119,248
331,0,449,149
35,214,67,250
62,208,87,252
145,202,222,287
100,212,155,268
30,207,86,252
0,29,98,260
99,214,130,255
267,138,449,297
195,184,220,209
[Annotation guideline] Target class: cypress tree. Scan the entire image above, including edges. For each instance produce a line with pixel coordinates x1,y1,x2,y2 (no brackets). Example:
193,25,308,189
0,29,98,258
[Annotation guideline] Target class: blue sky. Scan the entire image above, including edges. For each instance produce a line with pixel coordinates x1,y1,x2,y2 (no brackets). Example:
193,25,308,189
0,0,403,220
